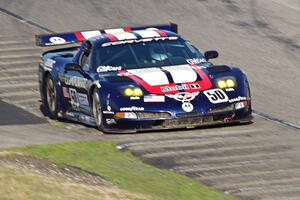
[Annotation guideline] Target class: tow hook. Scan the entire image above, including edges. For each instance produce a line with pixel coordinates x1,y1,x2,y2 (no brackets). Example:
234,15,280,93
224,113,236,122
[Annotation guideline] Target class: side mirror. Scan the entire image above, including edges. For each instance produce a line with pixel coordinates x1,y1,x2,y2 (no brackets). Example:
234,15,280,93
64,63,82,72
204,50,219,61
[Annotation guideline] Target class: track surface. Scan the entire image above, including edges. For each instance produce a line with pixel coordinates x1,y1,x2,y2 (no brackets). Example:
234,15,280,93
0,0,299,199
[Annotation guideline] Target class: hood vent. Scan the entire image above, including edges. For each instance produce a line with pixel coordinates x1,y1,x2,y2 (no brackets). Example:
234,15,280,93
206,65,231,74
105,76,134,83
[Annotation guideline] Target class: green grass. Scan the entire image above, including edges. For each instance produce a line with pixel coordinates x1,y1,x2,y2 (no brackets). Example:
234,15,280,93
18,141,233,200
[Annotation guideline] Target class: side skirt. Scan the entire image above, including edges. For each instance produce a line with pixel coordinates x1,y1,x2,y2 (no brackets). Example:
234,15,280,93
64,111,96,127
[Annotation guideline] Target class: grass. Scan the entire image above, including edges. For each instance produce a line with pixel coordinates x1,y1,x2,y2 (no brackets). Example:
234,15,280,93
17,141,233,200
0,166,147,200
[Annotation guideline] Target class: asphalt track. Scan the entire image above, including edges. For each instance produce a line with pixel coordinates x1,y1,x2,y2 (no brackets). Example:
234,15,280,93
0,0,299,199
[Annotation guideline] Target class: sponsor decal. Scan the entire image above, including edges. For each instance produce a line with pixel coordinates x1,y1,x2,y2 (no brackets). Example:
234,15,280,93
103,110,114,114
160,83,201,92
106,118,116,124
229,96,247,103
49,37,66,45
120,106,144,111
78,93,89,106
182,102,194,112
144,95,165,103
61,76,91,89
235,101,247,110
106,93,112,112
225,88,235,92
166,92,199,102
103,93,114,114
65,111,95,124
161,84,189,92
68,88,89,107
224,113,236,122
65,111,75,117
130,96,140,100
69,88,79,108
97,65,122,72
78,114,94,124
190,83,201,89
166,92,199,112
62,87,69,98
186,58,207,65
102,36,178,47
204,89,229,104
107,105,112,111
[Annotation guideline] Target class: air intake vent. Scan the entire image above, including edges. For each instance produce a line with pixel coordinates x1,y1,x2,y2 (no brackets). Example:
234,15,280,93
105,76,134,82
206,65,231,74
137,112,171,119
176,112,201,118
207,104,234,114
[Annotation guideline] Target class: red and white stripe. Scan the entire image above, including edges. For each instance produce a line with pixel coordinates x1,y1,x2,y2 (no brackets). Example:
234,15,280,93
74,28,168,42
120,65,212,95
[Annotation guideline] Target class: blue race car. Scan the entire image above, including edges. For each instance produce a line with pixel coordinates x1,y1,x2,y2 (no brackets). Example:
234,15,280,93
37,23,252,133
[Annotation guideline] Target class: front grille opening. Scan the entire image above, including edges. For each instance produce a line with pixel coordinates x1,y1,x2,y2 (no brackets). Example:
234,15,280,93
176,112,201,118
207,104,234,114
137,112,171,119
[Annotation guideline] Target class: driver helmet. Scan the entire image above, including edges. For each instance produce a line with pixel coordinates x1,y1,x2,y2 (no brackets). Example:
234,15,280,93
150,45,168,61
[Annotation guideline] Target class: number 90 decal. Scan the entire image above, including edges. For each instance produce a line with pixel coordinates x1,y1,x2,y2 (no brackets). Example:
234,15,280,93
203,89,229,104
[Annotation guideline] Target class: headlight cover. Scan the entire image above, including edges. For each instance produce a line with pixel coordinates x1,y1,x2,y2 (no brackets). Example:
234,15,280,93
216,77,236,89
122,87,143,97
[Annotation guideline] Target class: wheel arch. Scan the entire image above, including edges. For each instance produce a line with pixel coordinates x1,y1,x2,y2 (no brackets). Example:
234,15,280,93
89,84,97,105
41,70,52,102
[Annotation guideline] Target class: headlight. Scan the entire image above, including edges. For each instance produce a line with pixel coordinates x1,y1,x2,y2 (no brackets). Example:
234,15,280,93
226,79,235,88
216,78,236,88
124,88,134,96
217,80,227,89
123,87,143,97
133,88,143,96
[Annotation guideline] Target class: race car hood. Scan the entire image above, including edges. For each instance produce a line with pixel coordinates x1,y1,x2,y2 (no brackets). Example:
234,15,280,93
97,64,248,114
101,64,214,95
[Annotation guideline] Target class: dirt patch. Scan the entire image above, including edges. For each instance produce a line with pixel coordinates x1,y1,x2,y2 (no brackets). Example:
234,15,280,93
0,153,111,187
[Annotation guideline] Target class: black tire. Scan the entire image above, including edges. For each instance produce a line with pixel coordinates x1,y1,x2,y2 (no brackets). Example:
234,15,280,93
92,89,103,130
246,82,252,113
44,75,59,119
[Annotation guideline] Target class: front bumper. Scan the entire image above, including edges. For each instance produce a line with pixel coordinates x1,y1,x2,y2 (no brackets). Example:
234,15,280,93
102,108,253,133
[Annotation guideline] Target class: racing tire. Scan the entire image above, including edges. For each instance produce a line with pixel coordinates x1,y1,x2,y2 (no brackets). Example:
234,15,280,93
246,82,252,113
44,75,59,119
92,89,104,131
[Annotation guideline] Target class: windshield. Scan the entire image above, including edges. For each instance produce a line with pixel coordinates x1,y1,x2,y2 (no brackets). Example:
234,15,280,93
92,39,206,72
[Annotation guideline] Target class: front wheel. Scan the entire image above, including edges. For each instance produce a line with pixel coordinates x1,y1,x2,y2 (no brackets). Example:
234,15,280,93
44,75,59,119
92,89,103,130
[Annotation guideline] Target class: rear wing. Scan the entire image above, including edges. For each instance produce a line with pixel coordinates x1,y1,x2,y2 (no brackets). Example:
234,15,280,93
36,23,178,47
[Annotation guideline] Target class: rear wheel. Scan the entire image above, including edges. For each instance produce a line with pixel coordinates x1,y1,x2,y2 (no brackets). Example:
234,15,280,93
44,75,58,119
92,89,103,130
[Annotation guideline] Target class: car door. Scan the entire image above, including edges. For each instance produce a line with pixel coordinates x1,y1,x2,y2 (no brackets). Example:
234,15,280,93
59,42,93,114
